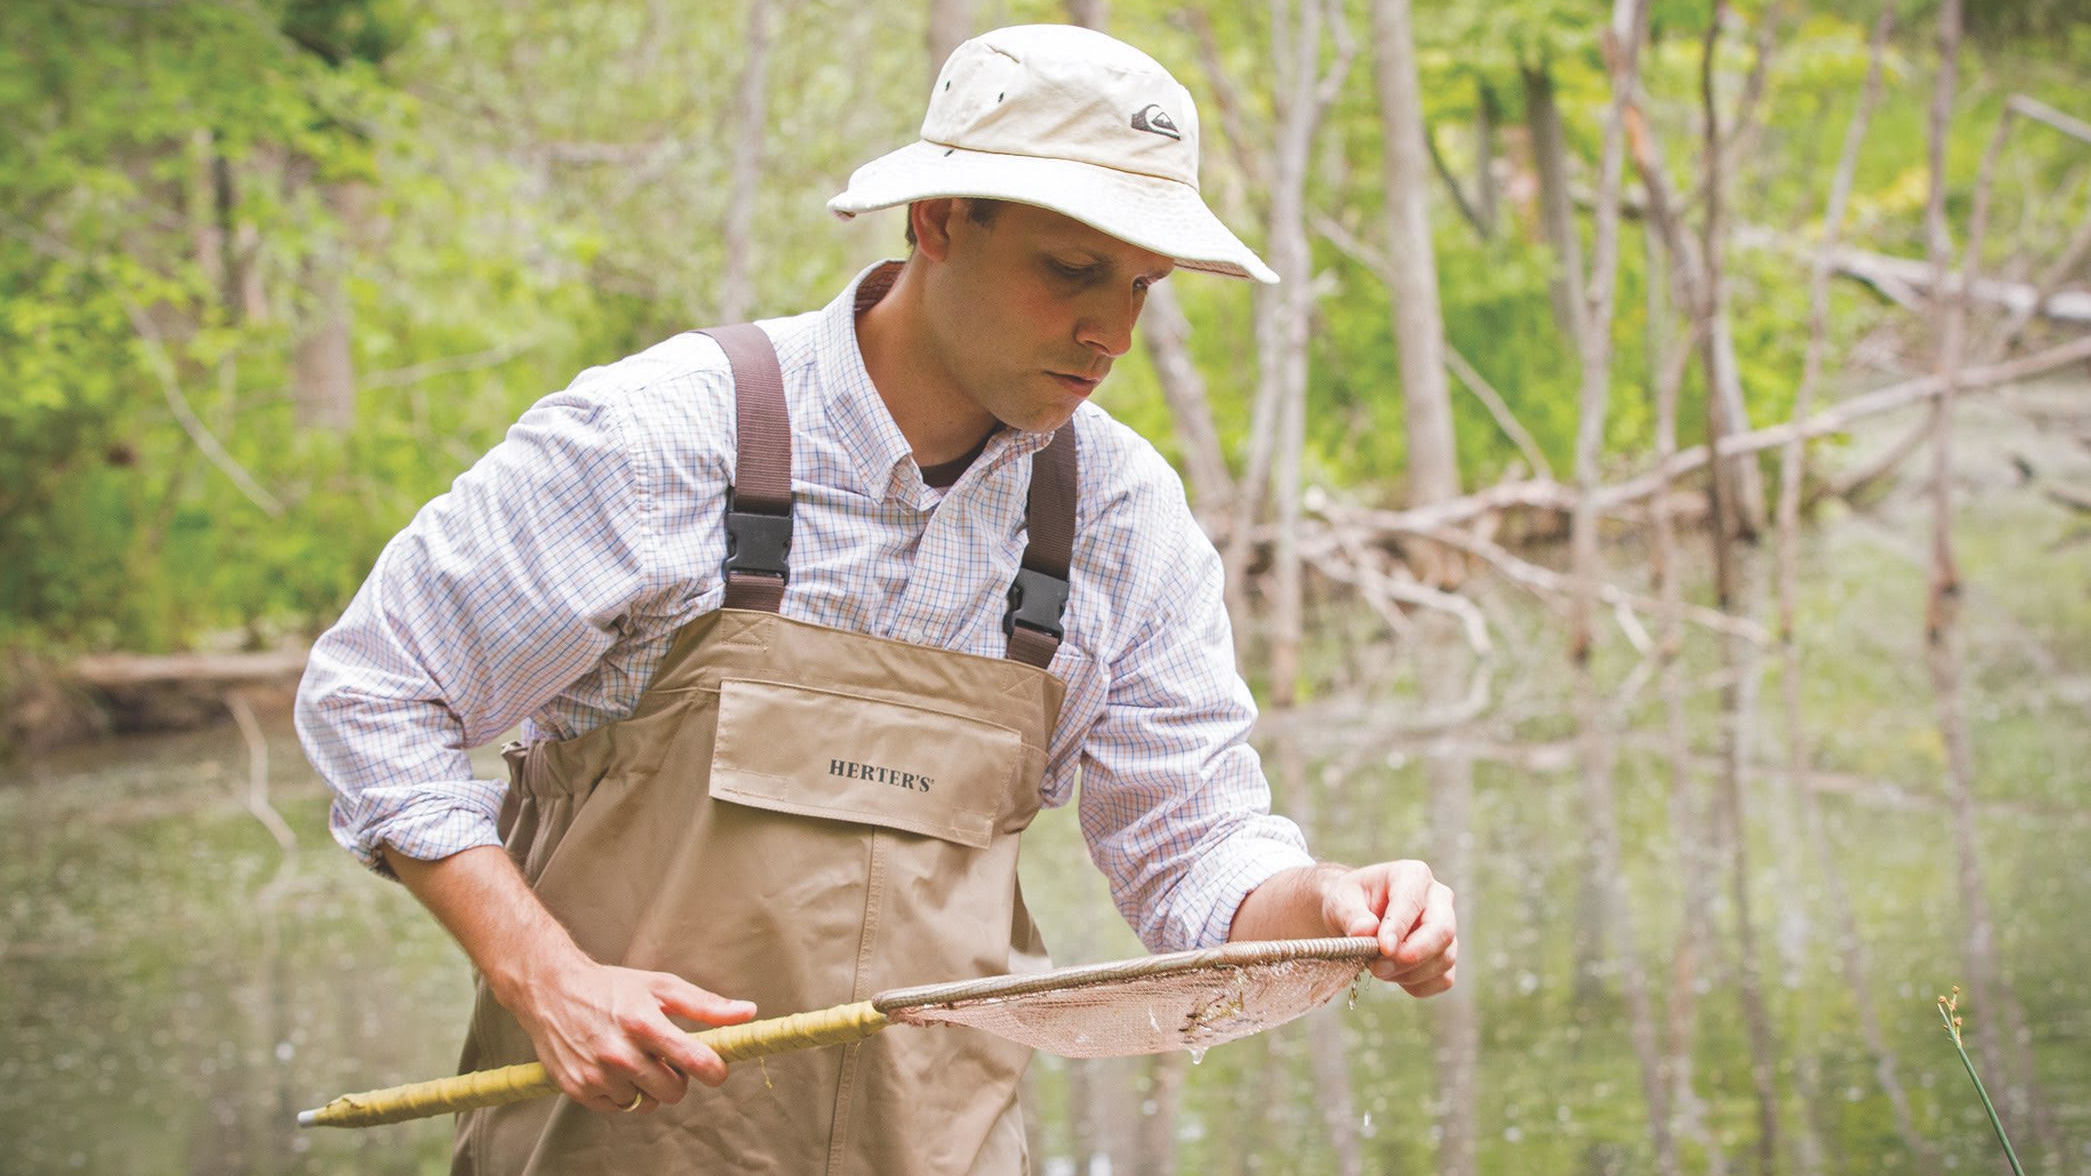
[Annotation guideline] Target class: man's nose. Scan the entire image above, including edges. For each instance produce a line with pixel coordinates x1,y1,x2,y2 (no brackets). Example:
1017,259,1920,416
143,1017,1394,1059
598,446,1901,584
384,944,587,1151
1075,289,1143,359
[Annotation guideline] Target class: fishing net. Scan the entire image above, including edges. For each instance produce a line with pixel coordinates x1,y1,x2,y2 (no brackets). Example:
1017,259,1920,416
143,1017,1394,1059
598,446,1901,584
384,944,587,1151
878,936,1379,1057
300,937,1381,1128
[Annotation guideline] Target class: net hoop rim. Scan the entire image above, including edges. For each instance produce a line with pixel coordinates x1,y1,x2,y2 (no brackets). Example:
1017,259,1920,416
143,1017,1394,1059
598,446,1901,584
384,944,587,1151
872,936,1380,1013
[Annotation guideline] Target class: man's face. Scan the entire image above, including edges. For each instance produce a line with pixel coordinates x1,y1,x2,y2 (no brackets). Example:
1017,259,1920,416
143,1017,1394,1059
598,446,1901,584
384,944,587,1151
916,200,1176,434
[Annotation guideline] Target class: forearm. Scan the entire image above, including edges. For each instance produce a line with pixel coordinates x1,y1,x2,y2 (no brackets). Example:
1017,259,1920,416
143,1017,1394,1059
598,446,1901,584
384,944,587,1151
387,843,755,1108
385,844,591,1009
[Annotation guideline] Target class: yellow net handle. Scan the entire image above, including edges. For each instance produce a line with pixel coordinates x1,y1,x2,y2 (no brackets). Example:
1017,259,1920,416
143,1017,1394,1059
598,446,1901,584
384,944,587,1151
297,1000,890,1128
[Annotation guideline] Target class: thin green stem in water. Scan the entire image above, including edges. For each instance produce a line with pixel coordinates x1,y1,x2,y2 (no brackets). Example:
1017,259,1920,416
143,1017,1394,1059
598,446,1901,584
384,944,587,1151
1935,986,2024,1176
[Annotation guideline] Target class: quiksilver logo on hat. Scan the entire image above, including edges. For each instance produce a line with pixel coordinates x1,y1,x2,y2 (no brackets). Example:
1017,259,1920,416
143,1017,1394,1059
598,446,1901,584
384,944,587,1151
1130,103,1181,141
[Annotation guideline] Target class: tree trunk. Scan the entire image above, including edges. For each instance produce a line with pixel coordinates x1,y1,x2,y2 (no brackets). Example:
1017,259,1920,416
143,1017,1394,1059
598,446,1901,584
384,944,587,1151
1648,216,1726,1176
1474,81,1499,239
289,166,365,432
1131,1051,1186,1176
1067,1058,1102,1174
1923,3,2056,1161
1625,99,1764,545
1696,5,1768,539
233,144,275,325
1711,563,1784,1176
1278,727,1363,1176
1369,0,1462,586
1233,0,1348,687
1063,0,1108,30
1570,5,1676,1174
1775,14,1928,1172
1422,617,1478,1176
187,129,228,311
1522,63,1587,349
1141,282,1236,525
927,0,973,84
1224,1036,1278,1176
718,0,773,323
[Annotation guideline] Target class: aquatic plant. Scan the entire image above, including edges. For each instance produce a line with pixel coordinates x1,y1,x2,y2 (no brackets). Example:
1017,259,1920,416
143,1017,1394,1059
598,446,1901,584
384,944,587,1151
1936,985,2024,1176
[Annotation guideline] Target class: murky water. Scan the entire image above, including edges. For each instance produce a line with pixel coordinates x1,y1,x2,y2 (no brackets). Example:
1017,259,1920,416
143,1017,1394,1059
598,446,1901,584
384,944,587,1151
6,391,2091,1174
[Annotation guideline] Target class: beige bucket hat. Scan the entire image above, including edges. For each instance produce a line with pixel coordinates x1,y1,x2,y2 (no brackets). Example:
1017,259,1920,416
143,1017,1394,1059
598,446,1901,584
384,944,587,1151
829,24,1278,284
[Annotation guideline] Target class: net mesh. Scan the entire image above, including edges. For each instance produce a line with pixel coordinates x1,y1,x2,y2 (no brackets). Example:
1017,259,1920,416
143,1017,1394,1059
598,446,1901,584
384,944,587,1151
877,937,1377,1058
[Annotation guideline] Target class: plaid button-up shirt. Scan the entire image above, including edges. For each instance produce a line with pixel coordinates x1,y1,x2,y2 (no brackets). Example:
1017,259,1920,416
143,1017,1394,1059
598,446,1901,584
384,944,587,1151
295,263,1313,953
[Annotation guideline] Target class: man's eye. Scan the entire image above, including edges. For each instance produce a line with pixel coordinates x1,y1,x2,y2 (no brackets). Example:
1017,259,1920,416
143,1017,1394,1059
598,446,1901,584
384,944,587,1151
1049,259,1099,280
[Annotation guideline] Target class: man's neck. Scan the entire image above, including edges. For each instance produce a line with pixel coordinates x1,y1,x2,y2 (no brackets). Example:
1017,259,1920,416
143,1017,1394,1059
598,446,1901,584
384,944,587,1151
855,261,999,467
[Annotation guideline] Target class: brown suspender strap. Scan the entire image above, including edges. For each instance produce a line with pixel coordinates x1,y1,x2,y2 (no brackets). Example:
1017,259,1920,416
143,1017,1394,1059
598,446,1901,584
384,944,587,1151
698,324,792,614
699,320,1078,658
1004,424,1079,669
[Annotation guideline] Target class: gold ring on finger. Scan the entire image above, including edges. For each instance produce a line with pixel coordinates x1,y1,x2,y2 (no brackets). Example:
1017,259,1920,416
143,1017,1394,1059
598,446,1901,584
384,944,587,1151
620,1091,645,1113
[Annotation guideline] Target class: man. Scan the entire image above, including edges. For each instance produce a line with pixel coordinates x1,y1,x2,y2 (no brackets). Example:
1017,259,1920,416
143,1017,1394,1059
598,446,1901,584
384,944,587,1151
298,23,1454,1175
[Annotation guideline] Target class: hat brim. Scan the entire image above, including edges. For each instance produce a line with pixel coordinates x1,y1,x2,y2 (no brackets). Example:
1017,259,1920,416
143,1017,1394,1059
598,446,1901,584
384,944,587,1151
829,141,1278,284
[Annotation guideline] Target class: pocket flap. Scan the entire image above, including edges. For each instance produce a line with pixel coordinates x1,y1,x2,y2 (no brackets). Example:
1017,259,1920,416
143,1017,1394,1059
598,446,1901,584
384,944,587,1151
709,678,1018,849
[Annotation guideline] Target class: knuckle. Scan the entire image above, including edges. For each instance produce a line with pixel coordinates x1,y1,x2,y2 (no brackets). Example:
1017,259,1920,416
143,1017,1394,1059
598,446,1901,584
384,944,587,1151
600,1050,645,1078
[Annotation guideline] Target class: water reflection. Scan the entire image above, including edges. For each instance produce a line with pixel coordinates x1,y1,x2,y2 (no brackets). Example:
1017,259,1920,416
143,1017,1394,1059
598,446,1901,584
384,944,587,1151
5,476,2090,1174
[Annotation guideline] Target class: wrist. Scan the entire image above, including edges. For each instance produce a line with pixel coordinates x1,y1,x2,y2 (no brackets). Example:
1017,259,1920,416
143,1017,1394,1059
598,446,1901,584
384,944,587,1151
1303,861,1354,927
489,932,592,1015
1231,861,1353,941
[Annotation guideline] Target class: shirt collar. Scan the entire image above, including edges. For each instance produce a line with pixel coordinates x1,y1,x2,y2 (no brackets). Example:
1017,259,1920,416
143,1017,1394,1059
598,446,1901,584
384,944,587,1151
814,261,1059,507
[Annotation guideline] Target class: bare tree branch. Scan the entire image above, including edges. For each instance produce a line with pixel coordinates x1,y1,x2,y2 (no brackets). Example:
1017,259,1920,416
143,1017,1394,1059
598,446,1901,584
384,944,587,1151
1444,346,1554,480
1179,8,1268,195
1310,509,1767,644
2005,93,2091,146
123,304,289,517
226,690,298,857
1993,197,2091,351
1421,120,1490,240
717,0,774,322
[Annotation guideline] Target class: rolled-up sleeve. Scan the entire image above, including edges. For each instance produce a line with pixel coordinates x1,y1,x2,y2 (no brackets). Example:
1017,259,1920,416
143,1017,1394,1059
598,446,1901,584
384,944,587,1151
295,386,664,873
1074,504,1313,953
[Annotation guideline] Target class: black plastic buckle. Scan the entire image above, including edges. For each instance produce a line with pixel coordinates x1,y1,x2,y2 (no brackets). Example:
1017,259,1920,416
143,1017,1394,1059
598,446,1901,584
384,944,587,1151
1003,565,1070,640
723,493,792,581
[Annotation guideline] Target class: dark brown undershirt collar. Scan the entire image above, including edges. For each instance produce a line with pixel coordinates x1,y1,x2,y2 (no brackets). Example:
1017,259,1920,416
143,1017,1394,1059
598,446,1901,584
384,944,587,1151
917,432,993,489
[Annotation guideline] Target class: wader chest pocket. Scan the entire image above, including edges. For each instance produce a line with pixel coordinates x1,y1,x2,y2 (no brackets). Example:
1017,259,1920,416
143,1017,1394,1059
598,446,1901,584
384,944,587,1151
708,677,1018,849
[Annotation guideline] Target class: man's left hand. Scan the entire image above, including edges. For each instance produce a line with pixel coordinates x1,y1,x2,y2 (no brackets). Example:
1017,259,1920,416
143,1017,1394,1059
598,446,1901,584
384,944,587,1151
1317,860,1457,996
1230,859,1457,998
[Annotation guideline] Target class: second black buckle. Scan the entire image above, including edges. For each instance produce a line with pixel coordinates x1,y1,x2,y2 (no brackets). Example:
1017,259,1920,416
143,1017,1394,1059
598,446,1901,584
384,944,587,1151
1003,565,1070,640
724,497,792,582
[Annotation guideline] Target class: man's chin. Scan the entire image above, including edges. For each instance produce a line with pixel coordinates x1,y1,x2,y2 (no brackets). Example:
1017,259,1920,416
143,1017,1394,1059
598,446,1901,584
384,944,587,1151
997,404,1080,436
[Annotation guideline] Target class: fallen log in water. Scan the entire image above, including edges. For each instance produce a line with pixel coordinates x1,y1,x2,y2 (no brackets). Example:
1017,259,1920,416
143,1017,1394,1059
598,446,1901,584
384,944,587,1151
1733,224,2091,324
49,647,310,743
66,648,308,688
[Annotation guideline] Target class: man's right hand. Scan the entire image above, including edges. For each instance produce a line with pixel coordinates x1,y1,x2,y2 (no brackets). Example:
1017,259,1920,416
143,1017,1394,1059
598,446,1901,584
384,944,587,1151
505,953,757,1113
384,844,757,1114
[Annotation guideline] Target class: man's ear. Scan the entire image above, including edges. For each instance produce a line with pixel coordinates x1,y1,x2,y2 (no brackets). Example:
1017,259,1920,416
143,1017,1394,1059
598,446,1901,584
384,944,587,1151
910,198,961,262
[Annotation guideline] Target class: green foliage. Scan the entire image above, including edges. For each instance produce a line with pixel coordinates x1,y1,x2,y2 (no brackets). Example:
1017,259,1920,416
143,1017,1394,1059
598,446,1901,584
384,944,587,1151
2,0,2087,653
